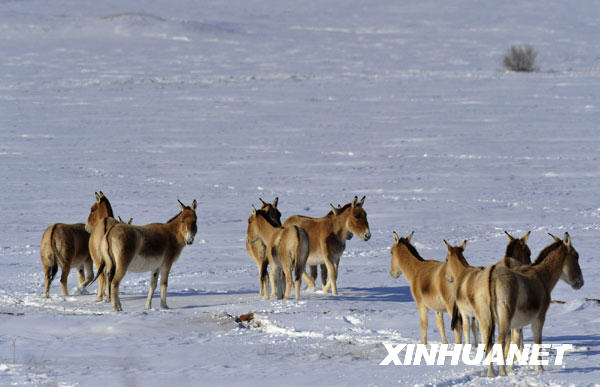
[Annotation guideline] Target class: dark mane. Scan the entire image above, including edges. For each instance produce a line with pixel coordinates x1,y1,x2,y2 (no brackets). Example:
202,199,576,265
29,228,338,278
99,197,114,217
533,241,562,265
256,209,281,228
400,239,425,261
327,203,352,216
504,240,520,260
167,211,182,223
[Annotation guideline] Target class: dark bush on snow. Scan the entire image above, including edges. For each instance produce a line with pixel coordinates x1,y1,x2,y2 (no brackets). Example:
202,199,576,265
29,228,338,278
503,45,538,72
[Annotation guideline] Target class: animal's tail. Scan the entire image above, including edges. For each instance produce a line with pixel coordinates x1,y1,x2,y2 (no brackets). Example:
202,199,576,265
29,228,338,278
486,264,497,354
47,224,59,284
87,260,105,288
294,226,309,282
450,302,462,331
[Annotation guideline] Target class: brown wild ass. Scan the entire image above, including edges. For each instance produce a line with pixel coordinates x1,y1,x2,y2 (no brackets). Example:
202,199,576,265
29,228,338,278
492,232,584,376
245,197,283,299
448,231,533,348
247,205,309,300
86,192,115,301
283,196,371,295
389,231,468,344
40,202,96,298
100,199,198,311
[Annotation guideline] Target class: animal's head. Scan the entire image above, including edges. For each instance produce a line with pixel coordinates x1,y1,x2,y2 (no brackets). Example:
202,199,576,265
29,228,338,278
330,196,371,241
258,197,282,227
443,239,469,267
176,199,198,245
549,232,584,290
504,230,532,264
86,191,114,232
389,231,419,278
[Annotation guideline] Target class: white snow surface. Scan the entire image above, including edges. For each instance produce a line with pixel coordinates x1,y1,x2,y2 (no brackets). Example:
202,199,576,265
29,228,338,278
2,0,600,385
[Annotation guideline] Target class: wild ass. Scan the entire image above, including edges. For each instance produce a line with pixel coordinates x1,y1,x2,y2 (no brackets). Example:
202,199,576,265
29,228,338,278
40,201,95,298
448,231,533,348
100,199,198,311
85,192,115,302
492,233,584,376
247,205,309,300
389,231,467,344
283,196,371,295
245,197,283,299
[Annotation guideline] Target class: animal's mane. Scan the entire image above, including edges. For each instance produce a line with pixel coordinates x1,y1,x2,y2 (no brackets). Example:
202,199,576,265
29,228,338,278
96,197,114,217
504,240,521,260
256,209,281,228
533,241,562,265
327,203,352,216
399,239,425,261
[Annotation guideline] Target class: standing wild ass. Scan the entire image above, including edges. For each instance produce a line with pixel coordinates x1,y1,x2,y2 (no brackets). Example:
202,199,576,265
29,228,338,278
492,233,584,376
389,231,467,344
283,196,371,295
100,199,198,311
40,201,95,298
247,205,309,300
86,192,115,302
245,197,282,299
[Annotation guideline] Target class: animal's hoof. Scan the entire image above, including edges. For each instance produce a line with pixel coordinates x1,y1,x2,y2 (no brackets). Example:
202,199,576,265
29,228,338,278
332,291,339,296
161,304,169,310
95,297,103,302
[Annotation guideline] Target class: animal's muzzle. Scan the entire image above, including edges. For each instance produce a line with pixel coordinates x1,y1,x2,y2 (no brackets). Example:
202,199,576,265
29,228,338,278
185,233,195,245
363,232,371,241
573,277,584,289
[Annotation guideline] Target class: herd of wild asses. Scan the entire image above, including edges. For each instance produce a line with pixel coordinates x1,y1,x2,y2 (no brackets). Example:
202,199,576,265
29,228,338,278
41,192,584,376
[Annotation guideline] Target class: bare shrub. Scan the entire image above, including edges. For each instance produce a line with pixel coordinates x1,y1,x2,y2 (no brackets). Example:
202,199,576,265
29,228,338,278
503,45,538,72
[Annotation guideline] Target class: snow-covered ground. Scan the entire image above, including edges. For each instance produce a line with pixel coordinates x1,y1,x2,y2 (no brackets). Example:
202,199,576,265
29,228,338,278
1,0,599,385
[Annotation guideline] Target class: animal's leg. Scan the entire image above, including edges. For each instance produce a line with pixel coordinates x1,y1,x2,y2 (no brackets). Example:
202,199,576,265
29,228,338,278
322,259,338,295
43,265,53,298
517,328,523,351
256,261,265,297
531,317,545,371
146,269,159,309
77,265,86,287
269,266,278,299
105,259,114,303
282,264,293,300
471,317,479,346
320,264,328,287
497,320,510,376
110,267,127,312
479,320,495,377
506,328,519,373
59,263,71,296
159,264,172,309
434,311,449,344
96,270,105,302
302,272,316,289
260,260,270,299
310,266,318,286
418,305,428,344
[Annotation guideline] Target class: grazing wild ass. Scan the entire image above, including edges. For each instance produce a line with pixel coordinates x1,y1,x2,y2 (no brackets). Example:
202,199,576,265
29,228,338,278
389,231,467,344
40,202,95,298
100,199,198,311
247,205,309,300
245,197,283,299
492,233,584,376
283,196,371,295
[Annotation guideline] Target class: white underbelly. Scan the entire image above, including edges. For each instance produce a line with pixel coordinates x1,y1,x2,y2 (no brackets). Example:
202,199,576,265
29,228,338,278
307,252,327,266
128,254,164,273
510,310,536,329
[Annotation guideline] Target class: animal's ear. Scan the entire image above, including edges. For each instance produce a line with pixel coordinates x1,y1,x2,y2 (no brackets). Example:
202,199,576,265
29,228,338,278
99,191,105,198
407,230,415,242
272,197,279,208
251,204,257,215
330,204,339,215
521,231,531,243
393,231,400,244
191,199,197,210
178,199,185,211
357,195,366,207
548,233,561,243
504,231,515,241
443,240,451,252
459,240,467,250
351,196,359,208
95,192,101,202
127,218,133,224
563,232,571,247
118,216,124,222
259,198,267,207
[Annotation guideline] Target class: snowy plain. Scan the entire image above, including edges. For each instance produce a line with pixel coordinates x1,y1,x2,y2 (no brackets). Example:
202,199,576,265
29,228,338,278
1,0,600,385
